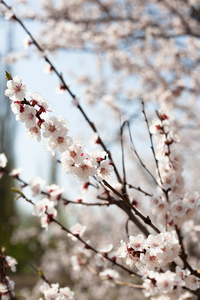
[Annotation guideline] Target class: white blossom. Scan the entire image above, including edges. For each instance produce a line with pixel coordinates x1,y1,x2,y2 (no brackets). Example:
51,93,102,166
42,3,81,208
0,153,7,168
5,76,27,101
6,256,18,272
67,223,86,241
30,177,45,196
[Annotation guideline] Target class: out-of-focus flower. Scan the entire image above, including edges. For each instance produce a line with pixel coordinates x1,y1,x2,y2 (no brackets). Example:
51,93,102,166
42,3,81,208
30,177,45,196
67,223,86,241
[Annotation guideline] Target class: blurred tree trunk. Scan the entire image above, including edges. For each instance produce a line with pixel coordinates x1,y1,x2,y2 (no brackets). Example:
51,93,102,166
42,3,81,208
0,24,17,250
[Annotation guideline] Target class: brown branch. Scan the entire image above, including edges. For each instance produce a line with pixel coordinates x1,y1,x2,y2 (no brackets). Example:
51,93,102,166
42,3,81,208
126,183,153,197
102,180,160,234
126,119,160,188
28,263,51,285
0,250,17,300
141,101,164,188
16,191,138,277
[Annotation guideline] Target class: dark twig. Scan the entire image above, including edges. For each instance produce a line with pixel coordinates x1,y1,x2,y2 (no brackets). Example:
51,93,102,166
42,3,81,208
125,120,160,189
1,166,111,207
126,183,153,197
102,180,160,234
125,218,130,238
0,250,17,300
29,263,51,285
120,120,127,193
14,190,137,277
141,101,164,187
174,225,188,269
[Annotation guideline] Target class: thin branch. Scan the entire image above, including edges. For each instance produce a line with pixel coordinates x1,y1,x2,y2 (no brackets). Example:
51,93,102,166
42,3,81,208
125,218,130,238
1,165,150,236
102,180,160,234
125,119,160,188
126,183,153,197
115,281,144,289
0,250,17,300
1,167,111,207
141,101,164,187
120,120,127,191
28,263,51,285
16,191,138,277
174,225,188,269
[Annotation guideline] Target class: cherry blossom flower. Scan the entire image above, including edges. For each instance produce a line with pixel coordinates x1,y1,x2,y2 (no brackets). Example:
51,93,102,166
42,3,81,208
59,287,75,299
99,268,120,283
6,256,18,272
26,125,41,142
23,34,32,49
140,249,162,270
30,177,45,196
33,198,57,230
40,282,75,299
33,198,57,217
95,253,107,267
43,62,54,74
88,149,107,167
0,276,15,297
73,160,96,181
40,282,59,299
4,8,14,20
46,129,73,155
10,101,21,116
71,246,91,271
118,240,140,268
118,232,180,271
90,132,99,147
55,82,66,94
0,153,8,168
96,160,114,181
98,243,113,255
185,274,199,291
9,167,22,177
151,196,169,219
67,223,86,241
44,184,65,203
142,276,158,297
29,92,51,112
5,76,27,101
61,142,83,165
17,105,37,128
128,234,147,252
41,116,66,138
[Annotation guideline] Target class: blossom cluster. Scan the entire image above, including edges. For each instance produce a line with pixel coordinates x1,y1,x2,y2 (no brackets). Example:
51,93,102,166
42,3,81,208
118,232,180,271
33,198,58,230
150,111,200,226
99,268,120,286
2,0,200,299
150,111,184,193
0,255,17,300
39,282,74,300
0,277,15,300
5,255,18,272
4,75,114,182
142,266,199,299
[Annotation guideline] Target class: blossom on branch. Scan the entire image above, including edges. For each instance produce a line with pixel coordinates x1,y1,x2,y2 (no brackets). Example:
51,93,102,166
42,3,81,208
118,231,180,271
5,76,27,101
